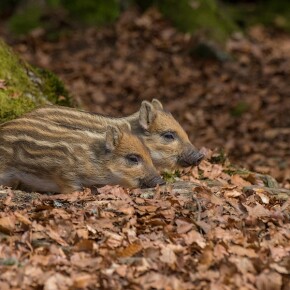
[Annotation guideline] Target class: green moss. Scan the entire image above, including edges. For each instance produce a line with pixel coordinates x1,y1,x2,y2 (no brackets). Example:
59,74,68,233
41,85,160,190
210,149,228,165
35,68,72,106
0,40,43,122
8,5,42,35
190,41,230,61
7,0,120,36
156,0,237,43
0,40,37,96
0,258,19,266
61,0,120,26
226,1,290,32
5,0,237,43
0,91,35,123
162,170,181,183
223,167,251,176
0,39,71,123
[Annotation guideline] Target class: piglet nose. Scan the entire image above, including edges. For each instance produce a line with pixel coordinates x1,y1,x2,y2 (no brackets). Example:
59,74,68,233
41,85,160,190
155,176,166,186
147,175,165,187
178,147,204,167
194,151,205,165
140,175,165,188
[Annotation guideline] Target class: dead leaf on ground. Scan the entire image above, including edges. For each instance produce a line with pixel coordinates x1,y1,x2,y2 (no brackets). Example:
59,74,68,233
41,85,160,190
44,273,72,290
0,215,16,234
116,241,143,258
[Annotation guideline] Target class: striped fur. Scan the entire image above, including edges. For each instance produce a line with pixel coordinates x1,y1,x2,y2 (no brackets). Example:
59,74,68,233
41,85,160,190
26,99,204,170
0,116,163,193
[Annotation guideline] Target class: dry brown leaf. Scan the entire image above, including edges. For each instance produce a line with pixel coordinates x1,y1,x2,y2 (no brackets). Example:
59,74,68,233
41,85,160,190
76,228,89,239
160,208,175,220
255,189,270,204
244,203,271,219
30,254,50,266
195,220,212,233
110,200,135,215
0,281,10,290
0,215,16,234
14,212,32,225
136,271,185,290
184,230,206,248
46,227,69,246
229,256,256,274
224,189,243,198
160,246,177,266
269,246,290,261
74,239,95,252
256,270,282,290
115,264,127,277
97,185,129,200
70,252,102,268
214,244,228,260
270,263,289,274
135,205,159,213
210,194,224,205
73,274,93,288
44,273,72,290
231,175,251,187
200,162,223,179
22,265,44,288
175,219,193,234
105,231,123,248
198,246,213,270
116,241,143,258
46,189,91,202
229,245,258,258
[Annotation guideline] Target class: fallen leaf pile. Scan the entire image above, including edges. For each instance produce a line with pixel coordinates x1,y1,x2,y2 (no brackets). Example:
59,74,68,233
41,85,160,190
0,153,289,289
4,8,290,187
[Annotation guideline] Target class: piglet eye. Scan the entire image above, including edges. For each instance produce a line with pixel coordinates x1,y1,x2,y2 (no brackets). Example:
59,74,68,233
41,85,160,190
126,154,141,165
162,131,176,141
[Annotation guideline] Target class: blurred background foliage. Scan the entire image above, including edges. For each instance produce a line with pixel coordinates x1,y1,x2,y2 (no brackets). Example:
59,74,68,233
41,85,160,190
1,0,290,42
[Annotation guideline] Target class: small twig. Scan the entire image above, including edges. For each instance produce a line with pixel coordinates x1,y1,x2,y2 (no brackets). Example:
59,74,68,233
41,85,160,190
191,194,202,222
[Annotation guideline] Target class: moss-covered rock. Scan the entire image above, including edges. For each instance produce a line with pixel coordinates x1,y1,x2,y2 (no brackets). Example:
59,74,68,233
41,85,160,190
0,39,72,123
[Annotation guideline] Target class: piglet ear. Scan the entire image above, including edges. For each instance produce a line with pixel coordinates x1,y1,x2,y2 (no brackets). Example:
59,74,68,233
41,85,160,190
151,99,163,110
105,125,122,151
117,121,131,132
139,101,156,130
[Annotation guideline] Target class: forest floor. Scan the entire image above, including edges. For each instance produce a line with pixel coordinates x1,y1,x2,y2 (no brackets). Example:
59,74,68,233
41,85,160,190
0,7,289,290
0,161,289,289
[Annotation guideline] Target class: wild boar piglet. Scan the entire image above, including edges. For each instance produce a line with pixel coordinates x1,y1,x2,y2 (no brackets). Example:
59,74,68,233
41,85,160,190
26,99,204,170
0,117,164,194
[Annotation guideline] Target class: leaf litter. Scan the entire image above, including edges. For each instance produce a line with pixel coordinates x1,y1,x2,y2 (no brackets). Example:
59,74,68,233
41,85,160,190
0,153,289,289
0,6,289,290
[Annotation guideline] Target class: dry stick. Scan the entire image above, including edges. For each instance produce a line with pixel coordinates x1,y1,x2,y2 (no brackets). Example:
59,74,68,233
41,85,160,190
191,193,202,222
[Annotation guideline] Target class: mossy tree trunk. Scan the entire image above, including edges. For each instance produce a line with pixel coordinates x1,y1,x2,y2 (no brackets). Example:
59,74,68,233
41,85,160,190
0,39,72,123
